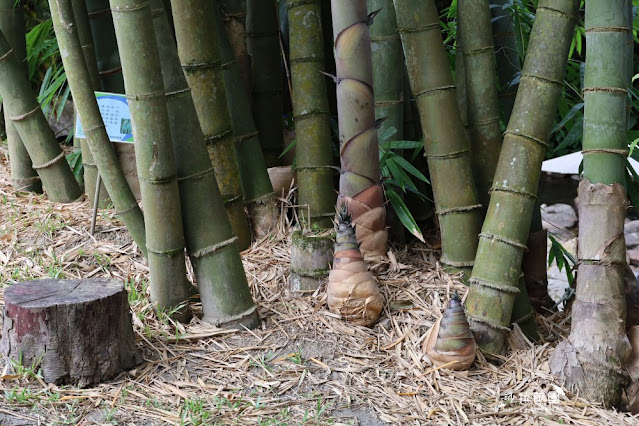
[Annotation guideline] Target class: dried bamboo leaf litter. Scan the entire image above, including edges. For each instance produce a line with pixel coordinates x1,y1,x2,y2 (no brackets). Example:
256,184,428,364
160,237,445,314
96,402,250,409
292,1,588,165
0,153,633,424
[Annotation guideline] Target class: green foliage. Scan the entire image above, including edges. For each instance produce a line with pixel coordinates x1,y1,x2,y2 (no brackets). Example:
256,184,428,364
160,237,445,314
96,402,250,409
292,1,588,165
379,126,429,242
25,17,69,121
548,234,576,287
65,150,83,182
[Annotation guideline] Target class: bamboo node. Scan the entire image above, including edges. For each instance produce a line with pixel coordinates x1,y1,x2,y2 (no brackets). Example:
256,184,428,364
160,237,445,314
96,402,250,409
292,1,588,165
204,129,233,145
583,87,627,96
235,130,260,145
126,90,164,101
585,26,629,33
536,6,578,22
489,186,537,199
426,148,470,160
0,47,12,62
177,167,216,184
469,277,520,294
414,85,456,98
165,88,191,99
138,174,177,185
287,0,317,10
147,246,185,257
440,258,474,268
116,202,140,217
479,232,527,250
520,72,563,88
582,148,629,157
513,310,535,324
397,23,439,33
10,105,40,122
503,130,550,148
466,313,511,332
84,123,107,136
181,61,221,72
32,151,65,170
191,236,238,259
436,204,483,215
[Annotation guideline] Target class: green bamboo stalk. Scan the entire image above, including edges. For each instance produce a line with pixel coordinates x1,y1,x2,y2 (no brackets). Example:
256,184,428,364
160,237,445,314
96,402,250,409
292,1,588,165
219,0,251,98
394,0,482,276
491,0,520,121
368,0,403,140
215,1,278,239
48,0,147,258
0,1,41,193
246,0,284,168
458,0,502,209
465,0,578,355
72,0,110,208
170,0,251,250
151,0,258,328
331,0,388,260
549,0,630,406
0,32,82,203
288,0,335,229
86,0,125,93
110,0,191,320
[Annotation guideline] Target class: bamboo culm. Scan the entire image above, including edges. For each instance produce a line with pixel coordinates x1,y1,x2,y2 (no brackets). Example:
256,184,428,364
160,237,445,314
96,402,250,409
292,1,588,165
151,0,259,328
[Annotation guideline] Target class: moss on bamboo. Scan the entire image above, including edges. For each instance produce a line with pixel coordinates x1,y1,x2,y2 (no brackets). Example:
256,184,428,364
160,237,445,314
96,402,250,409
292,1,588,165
110,0,191,320
394,0,482,278
464,0,578,355
288,0,335,229
0,1,41,194
170,0,251,250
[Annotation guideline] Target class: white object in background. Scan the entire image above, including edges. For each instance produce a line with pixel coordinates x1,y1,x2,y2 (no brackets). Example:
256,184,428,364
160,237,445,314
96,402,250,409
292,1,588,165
541,151,639,175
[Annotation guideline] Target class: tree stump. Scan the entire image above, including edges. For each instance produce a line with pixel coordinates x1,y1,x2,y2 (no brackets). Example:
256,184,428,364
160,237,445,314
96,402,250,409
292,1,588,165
1,278,141,387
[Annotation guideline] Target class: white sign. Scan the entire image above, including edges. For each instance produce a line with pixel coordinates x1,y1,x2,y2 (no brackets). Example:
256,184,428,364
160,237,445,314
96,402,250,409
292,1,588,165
75,91,133,143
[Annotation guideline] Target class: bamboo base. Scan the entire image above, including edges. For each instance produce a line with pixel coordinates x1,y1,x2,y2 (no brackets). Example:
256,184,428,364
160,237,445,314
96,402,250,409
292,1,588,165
289,230,333,293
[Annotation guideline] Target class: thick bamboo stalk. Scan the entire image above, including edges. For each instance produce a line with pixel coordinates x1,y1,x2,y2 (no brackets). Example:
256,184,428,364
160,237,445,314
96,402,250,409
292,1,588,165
331,0,388,260
549,0,630,406
170,0,251,250
465,0,578,355
0,1,41,193
394,0,481,276
491,0,520,121
72,0,109,207
215,2,277,239
110,0,191,320
86,0,125,93
0,31,82,203
218,0,251,97
368,0,403,140
49,0,147,258
288,0,335,229
458,0,502,209
150,0,258,328
246,0,284,167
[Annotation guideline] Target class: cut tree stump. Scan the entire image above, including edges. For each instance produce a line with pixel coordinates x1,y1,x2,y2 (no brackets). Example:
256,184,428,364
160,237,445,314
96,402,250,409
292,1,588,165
1,278,141,387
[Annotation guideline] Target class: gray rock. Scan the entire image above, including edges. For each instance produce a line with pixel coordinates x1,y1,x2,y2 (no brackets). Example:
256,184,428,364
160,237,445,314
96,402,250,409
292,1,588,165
626,220,639,247
541,204,578,236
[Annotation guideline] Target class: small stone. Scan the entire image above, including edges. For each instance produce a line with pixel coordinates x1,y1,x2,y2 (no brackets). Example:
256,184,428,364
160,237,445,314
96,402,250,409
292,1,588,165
626,220,639,247
541,204,577,236
628,248,639,266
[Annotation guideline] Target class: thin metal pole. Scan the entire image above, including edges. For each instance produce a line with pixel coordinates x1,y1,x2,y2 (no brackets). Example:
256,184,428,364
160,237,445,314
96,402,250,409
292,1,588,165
90,171,101,235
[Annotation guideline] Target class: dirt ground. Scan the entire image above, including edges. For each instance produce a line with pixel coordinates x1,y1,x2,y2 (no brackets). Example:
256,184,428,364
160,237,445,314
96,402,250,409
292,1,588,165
0,152,636,425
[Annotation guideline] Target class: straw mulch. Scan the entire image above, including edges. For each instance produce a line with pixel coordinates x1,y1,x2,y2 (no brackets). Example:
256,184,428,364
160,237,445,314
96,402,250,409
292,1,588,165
0,154,636,425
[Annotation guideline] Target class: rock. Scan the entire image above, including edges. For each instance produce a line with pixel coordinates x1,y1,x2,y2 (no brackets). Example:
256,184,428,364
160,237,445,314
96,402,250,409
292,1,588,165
541,204,578,235
626,220,639,247
628,248,639,266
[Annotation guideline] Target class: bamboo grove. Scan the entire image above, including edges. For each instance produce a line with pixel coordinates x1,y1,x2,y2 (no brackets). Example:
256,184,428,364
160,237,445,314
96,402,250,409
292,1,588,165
0,0,636,410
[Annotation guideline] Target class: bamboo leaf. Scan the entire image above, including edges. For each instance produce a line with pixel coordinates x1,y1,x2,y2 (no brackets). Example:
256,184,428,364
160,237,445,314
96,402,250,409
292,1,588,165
552,102,584,134
381,140,423,150
379,125,397,142
386,187,425,242
392,154,430,184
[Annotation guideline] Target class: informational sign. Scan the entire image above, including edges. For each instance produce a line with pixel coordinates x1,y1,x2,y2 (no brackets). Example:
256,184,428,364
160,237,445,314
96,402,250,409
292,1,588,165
75,91,133,143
